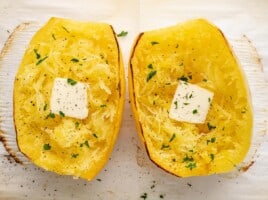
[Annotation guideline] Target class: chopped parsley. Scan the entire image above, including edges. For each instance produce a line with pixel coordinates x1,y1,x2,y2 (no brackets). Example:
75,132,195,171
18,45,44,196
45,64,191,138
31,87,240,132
210,154,215,161
169,133,176,143
174,101,178,109
161,144,170,150
117,30,128,37
46,112,55,119
71,153,79,158
36,56,48,66
59,111,65,117
71,58,79,62
207,122,216,130
43,103,47,111
67,78,77,86
182,155,194,163
146,70,157,82
80,141,90,148
151,41,159,45
61,26,70,33
93,133,98,138
140,193,148,199
33,49,41,59
183,102,189,105
207,137,216,145
43,143,51,150
75,122,79,128
100,104,107,107
203,78,207,82
192,109,198,114
52,34,56,40
179,75,188,82
185,162,196,170
148,63,153,69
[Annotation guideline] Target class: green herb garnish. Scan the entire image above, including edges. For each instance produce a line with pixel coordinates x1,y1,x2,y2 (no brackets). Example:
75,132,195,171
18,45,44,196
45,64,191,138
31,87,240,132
207,137,216,145
179,75,188,82
161,144,170,150
75,122,79,128
148,63,153,69
100,104,106,108
61,26,70,33
207,122,216,130
185,162,196,170
67,78,77,86
80,141,90,148
183,102,189,105
147,70,157,82
71,153,79,158
174,101,178,109
192,109,198,114
151,41,159,45
34,49,41,59
210,154,215,161
43,103,47,111
43,143,51,150
169,133,176,143
182,155,194,163
93,133,98,138
71,58,79,63
52,34,56,40
46,112,55,119
59,111,65,117
117,30,128,37
36,56,48,66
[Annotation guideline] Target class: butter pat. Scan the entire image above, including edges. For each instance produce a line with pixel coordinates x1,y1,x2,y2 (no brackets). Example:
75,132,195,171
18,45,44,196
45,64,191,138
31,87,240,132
50,78,89,119
169,81,213,124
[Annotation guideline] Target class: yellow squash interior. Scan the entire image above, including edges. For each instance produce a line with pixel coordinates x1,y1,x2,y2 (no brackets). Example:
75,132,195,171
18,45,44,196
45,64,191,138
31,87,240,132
129,19,253,177
14,17,125,180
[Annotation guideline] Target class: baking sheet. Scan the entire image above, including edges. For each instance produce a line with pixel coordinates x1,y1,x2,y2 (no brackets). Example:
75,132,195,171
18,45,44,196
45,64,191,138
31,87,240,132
0,0,268,199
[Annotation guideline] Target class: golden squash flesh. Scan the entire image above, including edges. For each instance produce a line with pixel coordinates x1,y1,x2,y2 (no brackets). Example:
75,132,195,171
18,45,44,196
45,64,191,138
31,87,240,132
14,17,125,180
129,19,253,177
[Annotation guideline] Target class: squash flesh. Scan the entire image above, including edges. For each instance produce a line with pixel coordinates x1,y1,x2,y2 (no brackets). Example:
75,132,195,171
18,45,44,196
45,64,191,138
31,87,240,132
14,17,125,180
129,19,253,177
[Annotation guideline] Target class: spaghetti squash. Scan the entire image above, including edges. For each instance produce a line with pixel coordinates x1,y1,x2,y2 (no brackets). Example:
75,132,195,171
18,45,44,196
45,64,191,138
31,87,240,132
14,17,125,180
129,19,253,177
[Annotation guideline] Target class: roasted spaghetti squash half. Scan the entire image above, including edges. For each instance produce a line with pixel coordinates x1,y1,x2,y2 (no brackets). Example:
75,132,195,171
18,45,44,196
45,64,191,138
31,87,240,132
14,17,125,180
129,19,253,177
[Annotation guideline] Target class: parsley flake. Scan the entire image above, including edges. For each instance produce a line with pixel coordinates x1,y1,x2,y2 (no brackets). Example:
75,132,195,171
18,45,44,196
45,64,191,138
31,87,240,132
169,133,176,142
161,144,170,150
71,58,79,63
36,56,48,66
33,49,41,59
185,162,196,170
210,154,215,161
59,111,65,117
147,70,157,82
151,41,159,45
75,122,79,128
179,75,188,82
46,112,55,119
43,103,47,111
43,143,51,150
93,133,98,138
67,78,77,86
207,122,216,130
117,30,128,37
174,101,178,109
148,63,153,69
61,26,70,33
192,109,198,114
71,153,79,158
